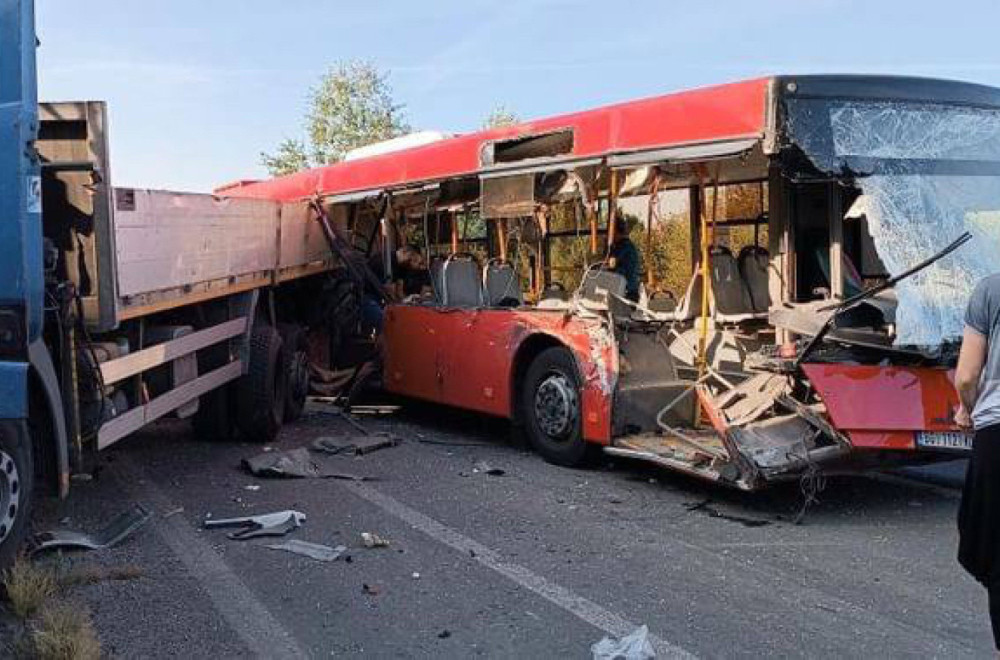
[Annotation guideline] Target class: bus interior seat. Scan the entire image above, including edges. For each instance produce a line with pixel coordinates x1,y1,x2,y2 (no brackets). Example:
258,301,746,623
484,260,522,307
578,269,626,304
710,246,758,322
647,290,677,313
442,254,484,307
668,270,704,322
429,257,445,303
738,245,771,313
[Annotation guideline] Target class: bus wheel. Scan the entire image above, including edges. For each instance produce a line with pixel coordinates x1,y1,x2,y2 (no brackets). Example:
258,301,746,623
522,347,589,467
278,323,310,423
0,421,33,567
237,324,286,444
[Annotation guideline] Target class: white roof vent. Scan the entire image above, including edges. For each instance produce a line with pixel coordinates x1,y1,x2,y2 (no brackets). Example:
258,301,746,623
344,131,452,161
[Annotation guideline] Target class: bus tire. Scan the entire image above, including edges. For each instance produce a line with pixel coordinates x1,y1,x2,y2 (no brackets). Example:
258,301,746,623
0,421,33,568
522,346,590,467
237,324,286,444
278,323,309,423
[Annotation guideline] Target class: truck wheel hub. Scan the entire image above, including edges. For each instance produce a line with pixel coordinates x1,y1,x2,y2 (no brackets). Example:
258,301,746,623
534,374,578,439
0,449,21,543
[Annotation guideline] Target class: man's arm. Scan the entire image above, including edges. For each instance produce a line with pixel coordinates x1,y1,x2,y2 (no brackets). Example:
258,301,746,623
956,326,988,427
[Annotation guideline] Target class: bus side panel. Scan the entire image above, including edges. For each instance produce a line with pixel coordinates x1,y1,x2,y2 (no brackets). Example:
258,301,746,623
383,305,615,443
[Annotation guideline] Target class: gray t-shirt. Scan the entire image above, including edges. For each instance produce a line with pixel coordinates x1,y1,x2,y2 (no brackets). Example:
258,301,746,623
966,274,1000,430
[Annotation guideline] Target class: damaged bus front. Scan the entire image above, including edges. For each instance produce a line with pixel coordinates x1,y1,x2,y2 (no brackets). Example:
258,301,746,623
673,76,1000,489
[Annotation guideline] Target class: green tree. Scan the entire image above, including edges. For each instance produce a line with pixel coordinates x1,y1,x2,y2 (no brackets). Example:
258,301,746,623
482,105,519,129
261,60,410,175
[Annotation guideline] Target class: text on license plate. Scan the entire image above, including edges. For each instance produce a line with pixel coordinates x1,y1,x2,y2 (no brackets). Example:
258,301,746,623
915,431,973,452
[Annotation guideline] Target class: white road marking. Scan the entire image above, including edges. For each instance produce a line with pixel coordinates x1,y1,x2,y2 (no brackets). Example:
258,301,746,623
342,481,697,659
113,455,308,660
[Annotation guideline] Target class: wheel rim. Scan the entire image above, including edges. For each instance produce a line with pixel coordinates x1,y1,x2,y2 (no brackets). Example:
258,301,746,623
0,449,21,544
533,373,579,440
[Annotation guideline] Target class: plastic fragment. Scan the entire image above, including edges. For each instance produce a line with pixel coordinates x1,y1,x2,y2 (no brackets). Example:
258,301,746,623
591,625,656,660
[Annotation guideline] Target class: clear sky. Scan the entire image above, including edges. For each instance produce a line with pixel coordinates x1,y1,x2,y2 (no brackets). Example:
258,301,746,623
36,0,1000,192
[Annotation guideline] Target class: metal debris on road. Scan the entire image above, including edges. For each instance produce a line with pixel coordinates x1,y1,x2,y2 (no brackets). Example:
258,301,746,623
242,447,371,481
361,532,390,548
311,434,397,456
29,503,152,555
244,485,261,491
362,583,380,595
204,510,306,540
264,539,347,562
473,460,506,476
591,624,656,660
163,506,185,519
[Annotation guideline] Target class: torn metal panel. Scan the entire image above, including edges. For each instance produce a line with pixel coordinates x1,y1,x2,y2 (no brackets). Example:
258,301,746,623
264,540,346,562
29,503,152,555
204,510,306,540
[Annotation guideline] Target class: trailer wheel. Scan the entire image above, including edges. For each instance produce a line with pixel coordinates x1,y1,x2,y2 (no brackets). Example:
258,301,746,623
322,276,360,360
193,385,237,442
278,323,310,423
237,324,286,444
522,346,590,467
0,421,33,567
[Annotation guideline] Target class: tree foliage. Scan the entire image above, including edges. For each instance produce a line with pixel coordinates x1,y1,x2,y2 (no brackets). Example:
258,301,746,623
261,60,410,176
482,105,519,130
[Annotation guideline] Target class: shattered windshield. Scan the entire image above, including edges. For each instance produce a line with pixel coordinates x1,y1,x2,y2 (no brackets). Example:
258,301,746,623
786,98,1000,346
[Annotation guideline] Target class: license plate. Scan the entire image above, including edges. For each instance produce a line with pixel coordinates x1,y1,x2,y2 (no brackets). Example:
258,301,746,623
915,431,973,452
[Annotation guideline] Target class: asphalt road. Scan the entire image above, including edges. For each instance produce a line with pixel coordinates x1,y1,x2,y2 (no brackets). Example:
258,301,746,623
31,400,992,658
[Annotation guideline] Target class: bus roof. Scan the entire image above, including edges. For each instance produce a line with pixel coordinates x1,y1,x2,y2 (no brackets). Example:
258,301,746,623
218,77,771,202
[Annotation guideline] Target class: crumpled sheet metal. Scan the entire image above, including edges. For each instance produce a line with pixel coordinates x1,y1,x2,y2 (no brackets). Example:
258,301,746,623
311,434,397,456
265,539,347,562
204,510,306,540
29,503,152,555
242,447,371,481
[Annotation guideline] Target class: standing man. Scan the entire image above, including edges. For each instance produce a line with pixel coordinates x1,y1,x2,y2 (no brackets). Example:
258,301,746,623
609,217,641,302
955,272,1000,649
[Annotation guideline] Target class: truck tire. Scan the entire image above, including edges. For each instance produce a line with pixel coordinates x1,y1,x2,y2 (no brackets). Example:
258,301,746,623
193,385,237,442
521,346,591,467
278,323,309,423
237,324,286,444
0,421,33,568
322,276,360,361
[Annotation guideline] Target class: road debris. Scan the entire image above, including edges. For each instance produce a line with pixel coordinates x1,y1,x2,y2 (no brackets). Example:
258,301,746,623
361,532,390,548
438,630,451,639
243,447,371,481
411,572,421,580
163,506,184,519
362,583,380,596
591,624,655,660
29,503,152,555
473,460,506,476
311,434,397,456
685,499,771,528
204,510,306,540
244,485,261,491
264,539,347,562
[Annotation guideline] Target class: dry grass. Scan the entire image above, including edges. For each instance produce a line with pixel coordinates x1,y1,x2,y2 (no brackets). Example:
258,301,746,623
59,563,144,588
29,600,100,660
2,558,59,619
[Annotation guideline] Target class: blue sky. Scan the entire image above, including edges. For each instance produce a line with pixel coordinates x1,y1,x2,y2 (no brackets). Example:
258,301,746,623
36,0,1000,192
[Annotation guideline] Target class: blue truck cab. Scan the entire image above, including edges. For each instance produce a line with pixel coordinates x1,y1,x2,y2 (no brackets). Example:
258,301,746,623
0,0,45,563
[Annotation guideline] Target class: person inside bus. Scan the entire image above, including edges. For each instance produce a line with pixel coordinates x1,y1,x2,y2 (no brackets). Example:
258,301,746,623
956,270,1000,650
608,216,641,302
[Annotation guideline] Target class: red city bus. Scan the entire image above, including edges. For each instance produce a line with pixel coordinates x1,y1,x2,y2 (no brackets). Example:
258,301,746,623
222,75,1000,490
